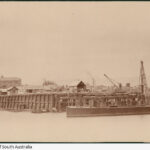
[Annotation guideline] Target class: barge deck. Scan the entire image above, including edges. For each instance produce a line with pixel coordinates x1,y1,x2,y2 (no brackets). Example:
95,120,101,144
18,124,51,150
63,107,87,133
66,105,150,117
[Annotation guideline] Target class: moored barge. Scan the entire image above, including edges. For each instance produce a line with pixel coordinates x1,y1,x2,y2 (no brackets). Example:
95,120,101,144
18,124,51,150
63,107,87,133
66,93,150,117
66,105,150,117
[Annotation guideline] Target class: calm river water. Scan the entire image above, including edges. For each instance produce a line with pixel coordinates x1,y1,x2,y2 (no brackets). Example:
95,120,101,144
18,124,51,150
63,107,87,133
0,111,150,142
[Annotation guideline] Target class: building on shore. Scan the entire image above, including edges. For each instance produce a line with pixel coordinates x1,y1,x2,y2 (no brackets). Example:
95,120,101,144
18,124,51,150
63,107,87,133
17,84,58,94
0,76,21,89
0,86,19,95
7,86,19,95
68,80,87,92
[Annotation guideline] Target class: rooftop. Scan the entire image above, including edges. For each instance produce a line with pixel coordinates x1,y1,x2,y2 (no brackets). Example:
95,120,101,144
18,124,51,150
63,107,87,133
68,80,86,87
0,76,21,81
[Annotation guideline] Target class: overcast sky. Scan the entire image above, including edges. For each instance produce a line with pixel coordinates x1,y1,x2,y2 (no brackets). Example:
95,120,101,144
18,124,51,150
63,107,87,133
0,2,150,86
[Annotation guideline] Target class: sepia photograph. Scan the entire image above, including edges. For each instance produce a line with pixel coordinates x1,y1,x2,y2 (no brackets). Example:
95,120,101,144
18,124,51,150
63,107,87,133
0,1,150,142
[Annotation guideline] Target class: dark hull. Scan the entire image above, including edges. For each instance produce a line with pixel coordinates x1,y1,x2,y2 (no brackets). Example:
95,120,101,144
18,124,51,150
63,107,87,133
66,106,150,117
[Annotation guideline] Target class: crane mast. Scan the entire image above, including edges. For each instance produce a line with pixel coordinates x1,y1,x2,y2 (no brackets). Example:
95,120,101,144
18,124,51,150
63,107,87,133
139,61,148,95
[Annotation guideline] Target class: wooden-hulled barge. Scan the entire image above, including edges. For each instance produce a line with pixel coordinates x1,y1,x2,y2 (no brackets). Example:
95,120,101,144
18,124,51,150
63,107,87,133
66,92,150,117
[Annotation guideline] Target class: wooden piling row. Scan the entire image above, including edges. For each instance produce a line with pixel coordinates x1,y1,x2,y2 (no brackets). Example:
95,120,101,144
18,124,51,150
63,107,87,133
0,93,61,112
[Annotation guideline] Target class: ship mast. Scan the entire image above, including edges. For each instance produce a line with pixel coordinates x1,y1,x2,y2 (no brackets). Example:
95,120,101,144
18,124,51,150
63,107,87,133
139,61,148,95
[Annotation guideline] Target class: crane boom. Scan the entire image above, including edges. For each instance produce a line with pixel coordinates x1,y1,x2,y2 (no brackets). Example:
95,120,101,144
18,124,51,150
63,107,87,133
104,74,119,88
